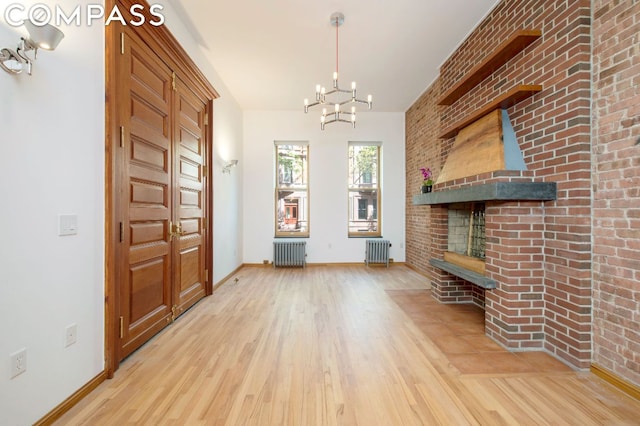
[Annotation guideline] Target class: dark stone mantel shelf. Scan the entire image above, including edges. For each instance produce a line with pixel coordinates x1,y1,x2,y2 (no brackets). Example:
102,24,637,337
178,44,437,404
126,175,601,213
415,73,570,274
413,182,557,205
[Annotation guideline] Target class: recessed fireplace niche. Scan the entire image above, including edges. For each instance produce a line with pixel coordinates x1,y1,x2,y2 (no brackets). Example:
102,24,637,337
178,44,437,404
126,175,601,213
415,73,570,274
448,203,485,259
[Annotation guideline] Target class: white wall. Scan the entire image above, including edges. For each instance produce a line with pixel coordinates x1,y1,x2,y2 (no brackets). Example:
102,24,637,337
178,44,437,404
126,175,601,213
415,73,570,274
158,2,244,284
0,2,244,423
0,3,105,424
243,111,405,264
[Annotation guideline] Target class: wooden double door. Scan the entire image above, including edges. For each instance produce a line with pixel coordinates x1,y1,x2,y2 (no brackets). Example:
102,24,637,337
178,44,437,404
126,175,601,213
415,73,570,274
112,27,213,363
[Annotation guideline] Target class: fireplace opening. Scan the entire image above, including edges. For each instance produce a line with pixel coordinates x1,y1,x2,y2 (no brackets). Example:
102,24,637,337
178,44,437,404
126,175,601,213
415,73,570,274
448,202,486,259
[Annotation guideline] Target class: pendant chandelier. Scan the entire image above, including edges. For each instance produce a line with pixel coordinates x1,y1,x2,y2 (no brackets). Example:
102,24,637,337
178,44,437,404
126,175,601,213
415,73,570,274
304,12,372,130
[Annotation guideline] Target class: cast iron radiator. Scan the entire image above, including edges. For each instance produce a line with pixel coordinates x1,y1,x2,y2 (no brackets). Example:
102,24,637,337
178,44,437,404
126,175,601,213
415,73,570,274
365,239,391,267
273,241,306,268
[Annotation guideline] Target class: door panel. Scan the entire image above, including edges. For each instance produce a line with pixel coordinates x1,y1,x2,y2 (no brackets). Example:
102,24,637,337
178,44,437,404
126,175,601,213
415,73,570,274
107,1,217,375
119,30,173,359
173,77,208,317
129,259,166,323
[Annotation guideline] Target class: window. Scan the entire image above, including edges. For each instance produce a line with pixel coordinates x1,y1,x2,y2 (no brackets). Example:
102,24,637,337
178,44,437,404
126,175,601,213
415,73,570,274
348,142,381,237
275,142,309,237
358,199,368,220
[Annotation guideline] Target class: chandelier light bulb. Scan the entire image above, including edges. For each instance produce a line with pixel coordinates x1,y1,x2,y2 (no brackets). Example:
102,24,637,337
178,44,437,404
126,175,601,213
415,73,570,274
302,12,373,129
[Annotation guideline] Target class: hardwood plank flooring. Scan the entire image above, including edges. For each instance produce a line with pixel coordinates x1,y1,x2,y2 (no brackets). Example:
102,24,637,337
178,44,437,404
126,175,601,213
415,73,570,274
56,265,640,425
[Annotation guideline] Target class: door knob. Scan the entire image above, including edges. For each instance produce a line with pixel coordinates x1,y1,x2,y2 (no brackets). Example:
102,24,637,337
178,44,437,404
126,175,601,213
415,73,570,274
169,221,184,241
170,222,184,238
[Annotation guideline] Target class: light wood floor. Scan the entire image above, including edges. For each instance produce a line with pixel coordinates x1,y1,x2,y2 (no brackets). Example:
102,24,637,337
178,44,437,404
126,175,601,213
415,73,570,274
56,265,640,425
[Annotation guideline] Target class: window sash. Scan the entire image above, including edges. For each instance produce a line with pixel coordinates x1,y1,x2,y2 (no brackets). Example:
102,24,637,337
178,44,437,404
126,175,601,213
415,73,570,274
348,141,381,238
275,142,309,237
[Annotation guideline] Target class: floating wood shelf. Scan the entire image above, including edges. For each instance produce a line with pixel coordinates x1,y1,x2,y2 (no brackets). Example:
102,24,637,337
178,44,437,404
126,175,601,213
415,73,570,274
438,29,542,106
439,84,542,139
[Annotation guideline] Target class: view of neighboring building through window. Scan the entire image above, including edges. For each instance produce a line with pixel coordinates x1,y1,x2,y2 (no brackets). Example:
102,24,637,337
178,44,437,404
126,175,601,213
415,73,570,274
348,142,381,237
275,142,309,237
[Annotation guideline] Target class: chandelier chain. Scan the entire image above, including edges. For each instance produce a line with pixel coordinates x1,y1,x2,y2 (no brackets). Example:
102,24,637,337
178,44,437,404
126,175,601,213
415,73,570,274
335,15,339,76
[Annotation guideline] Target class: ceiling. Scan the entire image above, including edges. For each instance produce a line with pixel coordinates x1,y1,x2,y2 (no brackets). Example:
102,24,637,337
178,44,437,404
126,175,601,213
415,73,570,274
167,0,500,112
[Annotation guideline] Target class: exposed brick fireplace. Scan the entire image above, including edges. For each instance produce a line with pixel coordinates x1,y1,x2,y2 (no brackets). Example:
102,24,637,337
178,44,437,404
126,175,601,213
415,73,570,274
405,0,593,370
415,177,556,350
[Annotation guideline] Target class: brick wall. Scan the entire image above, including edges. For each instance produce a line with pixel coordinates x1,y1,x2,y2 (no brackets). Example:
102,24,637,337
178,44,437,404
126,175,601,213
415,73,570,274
406,81,440,275
405,0,593,369
485,202,546,349
592,1,640,387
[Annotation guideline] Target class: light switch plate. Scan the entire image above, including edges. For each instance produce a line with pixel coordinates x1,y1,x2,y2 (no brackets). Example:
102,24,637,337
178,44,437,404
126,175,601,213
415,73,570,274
58,214,78,236
65,323,77,347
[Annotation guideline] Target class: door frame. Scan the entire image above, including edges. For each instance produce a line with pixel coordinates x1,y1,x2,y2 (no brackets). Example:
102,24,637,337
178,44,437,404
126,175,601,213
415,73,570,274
105,0,218,377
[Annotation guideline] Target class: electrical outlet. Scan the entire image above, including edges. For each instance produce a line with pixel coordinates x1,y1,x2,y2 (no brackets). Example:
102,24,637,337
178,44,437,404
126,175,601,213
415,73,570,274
263,259,269,265
65,323,77,347
10,348,27,379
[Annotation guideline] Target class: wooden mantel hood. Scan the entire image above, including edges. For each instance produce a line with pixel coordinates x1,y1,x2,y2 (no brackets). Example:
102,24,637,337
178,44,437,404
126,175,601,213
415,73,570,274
436,109,527,186
412,181,557,205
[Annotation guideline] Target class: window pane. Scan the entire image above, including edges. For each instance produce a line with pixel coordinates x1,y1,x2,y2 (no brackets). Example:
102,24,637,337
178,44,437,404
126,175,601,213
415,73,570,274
276,190,308,233
277,145,307,187
348,190,378,234
348,145,378,189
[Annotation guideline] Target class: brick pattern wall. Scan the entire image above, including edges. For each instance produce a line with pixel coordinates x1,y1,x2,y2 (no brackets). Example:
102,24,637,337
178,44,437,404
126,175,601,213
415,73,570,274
405,0,592,368
485,202,546,349
406,81,440,275
592,1,640,387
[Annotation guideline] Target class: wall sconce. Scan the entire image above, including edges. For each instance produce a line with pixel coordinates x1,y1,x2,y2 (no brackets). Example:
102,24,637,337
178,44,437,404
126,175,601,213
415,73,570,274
0,19,64,75
222,159,239,174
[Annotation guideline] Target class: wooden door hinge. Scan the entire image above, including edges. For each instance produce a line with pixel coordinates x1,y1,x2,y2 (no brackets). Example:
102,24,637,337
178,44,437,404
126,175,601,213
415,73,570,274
205,269,209,282
202,217,206,230
119,316,124,338
119,222,124,242
119,126,125,148
203,165,208,177
120,32,124,55
171,72,176,91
